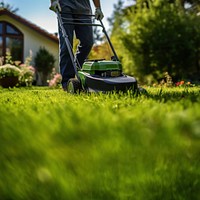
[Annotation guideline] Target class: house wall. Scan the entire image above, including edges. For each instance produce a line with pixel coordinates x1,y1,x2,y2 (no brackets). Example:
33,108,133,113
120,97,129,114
0,15,59,71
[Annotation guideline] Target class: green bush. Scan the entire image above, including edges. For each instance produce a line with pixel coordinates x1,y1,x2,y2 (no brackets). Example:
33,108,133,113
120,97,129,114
18,65,35,86
34,47,55,85
0,64,21,78
115,0,200,82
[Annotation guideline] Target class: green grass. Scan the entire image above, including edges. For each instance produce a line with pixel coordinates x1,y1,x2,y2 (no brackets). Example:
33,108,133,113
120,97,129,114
0,87,200,200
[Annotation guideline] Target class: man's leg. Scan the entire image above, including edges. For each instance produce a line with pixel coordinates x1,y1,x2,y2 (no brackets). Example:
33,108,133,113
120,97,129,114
58,12,75,89
74,16,94,68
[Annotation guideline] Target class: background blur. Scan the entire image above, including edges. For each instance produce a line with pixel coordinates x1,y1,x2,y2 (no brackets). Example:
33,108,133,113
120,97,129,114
4,0,133,33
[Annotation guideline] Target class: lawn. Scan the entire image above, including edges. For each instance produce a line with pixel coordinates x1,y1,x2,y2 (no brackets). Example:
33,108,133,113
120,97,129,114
0,87,200,200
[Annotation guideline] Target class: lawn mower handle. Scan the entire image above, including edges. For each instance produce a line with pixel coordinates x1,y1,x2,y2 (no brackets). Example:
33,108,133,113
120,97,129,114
58,11,119,61
56,10,80,81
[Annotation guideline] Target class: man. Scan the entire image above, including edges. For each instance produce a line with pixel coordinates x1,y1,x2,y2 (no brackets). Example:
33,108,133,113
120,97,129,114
50,0,104,90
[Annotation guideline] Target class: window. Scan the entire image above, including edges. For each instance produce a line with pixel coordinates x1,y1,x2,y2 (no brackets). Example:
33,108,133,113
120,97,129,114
6,24,20,35
6,37,23,61
0,36,2,56
0,22,23,63
0,23,2,34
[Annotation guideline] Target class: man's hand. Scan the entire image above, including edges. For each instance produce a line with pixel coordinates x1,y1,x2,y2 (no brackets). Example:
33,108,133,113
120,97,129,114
95,8,104,20
49,0,61,12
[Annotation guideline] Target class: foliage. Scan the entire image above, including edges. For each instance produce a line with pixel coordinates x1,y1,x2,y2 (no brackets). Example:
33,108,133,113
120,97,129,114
0,87,199,199
132,0,200,12
0,0,19,13
18,51,35,86
34,47,55,75
0,64,21,88
108,0,125,33
34,47,55,85
109,0,200,84
0,64,21,79
18,65,35,86
90,0,125,61
4,49,14,65
48,68,62,88
89,42,113,60
93,26,104,44
0,64,35,87
0,51,35,87
89,1,126,62
106,0,131,73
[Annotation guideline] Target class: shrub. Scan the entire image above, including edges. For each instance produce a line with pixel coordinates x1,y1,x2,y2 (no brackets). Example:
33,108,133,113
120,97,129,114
48,68,62,88
34,47,55,85
0,64,21,79
0,64,21,88
0,50,35,87
118,0,200,82
18,64,35,86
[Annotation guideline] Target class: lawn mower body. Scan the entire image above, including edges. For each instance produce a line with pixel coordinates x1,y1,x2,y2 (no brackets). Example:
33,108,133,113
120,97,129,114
57,11,138,94
78,60,137,92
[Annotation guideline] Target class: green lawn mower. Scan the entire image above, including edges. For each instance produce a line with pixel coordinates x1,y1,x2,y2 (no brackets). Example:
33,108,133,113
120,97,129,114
57,11,138,94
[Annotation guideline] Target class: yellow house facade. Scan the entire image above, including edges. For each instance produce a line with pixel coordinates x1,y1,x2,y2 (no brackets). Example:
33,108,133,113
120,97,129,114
0,9,59,70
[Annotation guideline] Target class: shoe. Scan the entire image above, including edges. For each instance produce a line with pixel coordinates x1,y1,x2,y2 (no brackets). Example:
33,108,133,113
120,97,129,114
63,87,67,91
62,82,68,91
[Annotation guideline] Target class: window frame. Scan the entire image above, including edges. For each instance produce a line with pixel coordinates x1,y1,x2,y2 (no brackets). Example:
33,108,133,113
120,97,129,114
0,21,24,63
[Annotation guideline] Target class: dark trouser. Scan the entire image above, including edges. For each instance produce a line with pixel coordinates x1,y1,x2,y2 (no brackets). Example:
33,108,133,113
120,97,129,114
58,11,94,88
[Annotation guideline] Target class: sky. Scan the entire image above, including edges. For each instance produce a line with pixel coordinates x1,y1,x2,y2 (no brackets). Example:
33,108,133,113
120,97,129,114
4,0,133,34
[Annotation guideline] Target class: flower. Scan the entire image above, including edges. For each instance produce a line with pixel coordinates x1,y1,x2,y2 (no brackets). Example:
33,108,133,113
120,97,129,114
0,64,21,79
18,64,35,86
187,81,191,85
48,73,62,88
175,80,194,87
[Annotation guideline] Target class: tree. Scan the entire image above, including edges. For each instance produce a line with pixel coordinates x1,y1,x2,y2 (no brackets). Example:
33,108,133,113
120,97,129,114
185,0,200,14
108,0,125,33
132,0,200,13
106,1,130,67
0,0,19,13
89,0,127,62
110,0,200,83
89,42,113,60
34,47,55,85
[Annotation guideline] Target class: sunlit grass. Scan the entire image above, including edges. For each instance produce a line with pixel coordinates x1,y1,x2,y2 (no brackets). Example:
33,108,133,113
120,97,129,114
0,87,200,199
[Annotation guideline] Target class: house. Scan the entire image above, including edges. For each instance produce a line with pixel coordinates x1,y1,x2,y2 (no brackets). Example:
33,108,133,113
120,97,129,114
0,9,59,82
